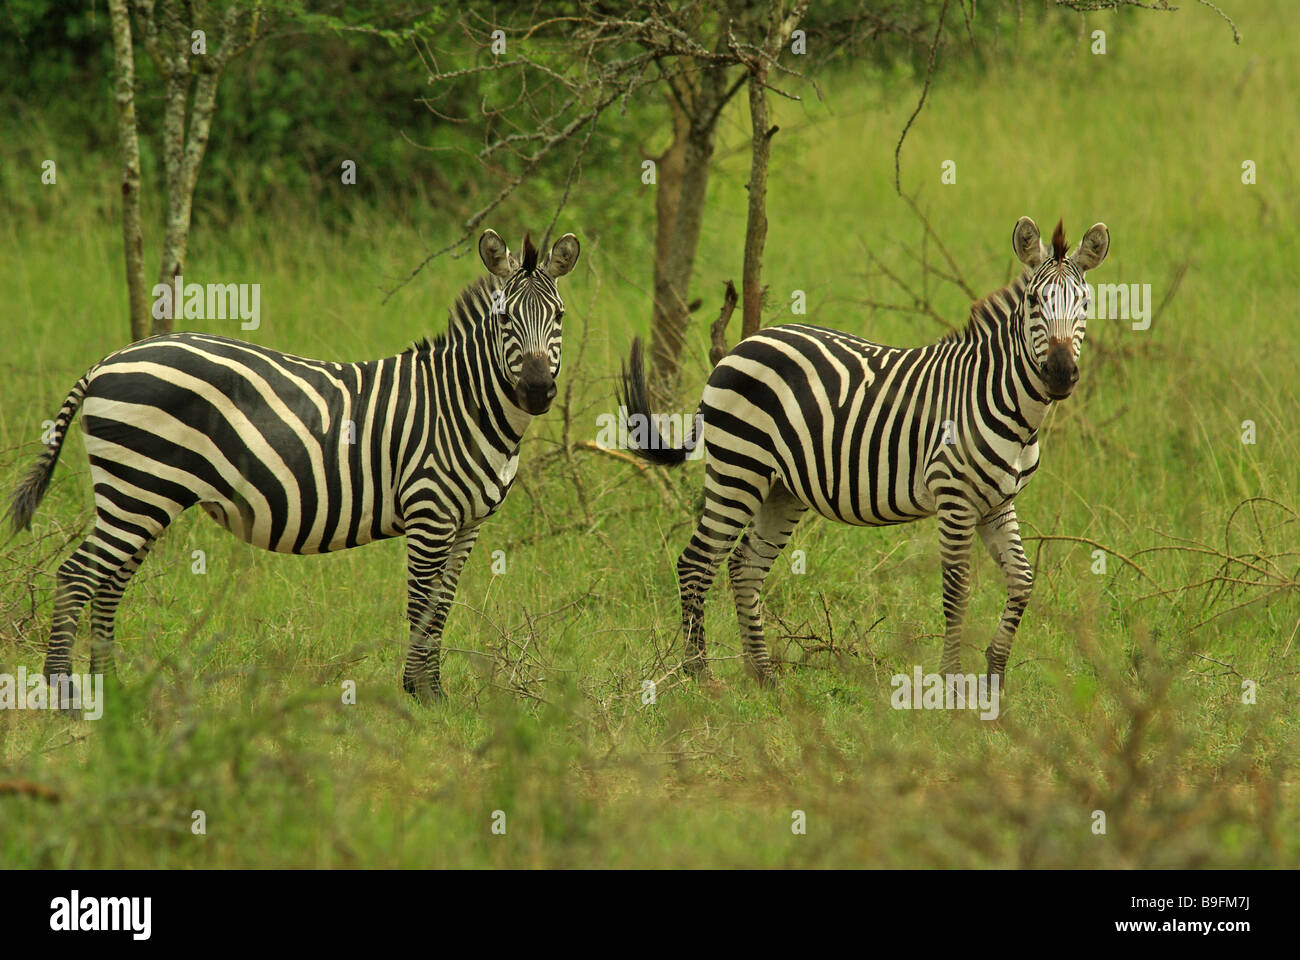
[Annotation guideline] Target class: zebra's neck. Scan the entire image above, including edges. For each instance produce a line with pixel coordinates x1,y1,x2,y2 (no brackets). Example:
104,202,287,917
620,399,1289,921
958,270,1055,439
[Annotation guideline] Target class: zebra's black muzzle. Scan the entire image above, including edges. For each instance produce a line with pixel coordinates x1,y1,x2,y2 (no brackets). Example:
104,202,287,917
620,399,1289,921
1041,341,1079,400
516,353,557,415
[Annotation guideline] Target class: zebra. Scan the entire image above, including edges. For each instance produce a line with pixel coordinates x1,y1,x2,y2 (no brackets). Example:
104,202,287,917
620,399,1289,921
7,229,581,703
621,216,1108,688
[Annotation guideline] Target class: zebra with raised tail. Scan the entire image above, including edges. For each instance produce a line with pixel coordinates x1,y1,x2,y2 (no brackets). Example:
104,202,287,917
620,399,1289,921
621,217,1108,687
8,229,580,702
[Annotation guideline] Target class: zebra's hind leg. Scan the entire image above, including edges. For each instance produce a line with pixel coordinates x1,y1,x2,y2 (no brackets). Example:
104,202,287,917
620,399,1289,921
89,539,156,680
402,522,480,701
676,466,766,681
728,482,806,686
44,553,97,709
45,517,165,708
977,502,1032,692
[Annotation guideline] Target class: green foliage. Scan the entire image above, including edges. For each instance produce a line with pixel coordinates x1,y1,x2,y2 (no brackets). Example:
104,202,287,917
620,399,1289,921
1,1,592,227
0,0,1083,234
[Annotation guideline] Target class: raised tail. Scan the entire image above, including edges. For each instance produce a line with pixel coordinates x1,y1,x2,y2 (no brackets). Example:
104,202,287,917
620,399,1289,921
619,337,699,467
6,375,90,534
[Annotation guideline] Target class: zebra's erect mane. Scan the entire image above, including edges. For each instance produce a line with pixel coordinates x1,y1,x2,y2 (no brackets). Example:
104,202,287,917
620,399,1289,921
406,275,502,356
947,270,1031,344
1050,220,1068,260
520,233,538,274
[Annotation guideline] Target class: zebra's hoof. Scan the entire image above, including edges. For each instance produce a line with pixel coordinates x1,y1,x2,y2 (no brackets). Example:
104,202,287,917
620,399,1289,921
682,658,710,681
699,673,728,696
403,679,445,704
44,674,80,712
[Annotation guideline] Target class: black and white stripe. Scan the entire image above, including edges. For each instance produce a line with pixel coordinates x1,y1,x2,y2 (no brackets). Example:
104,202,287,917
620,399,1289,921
8,228,581,701
622,217,1109,685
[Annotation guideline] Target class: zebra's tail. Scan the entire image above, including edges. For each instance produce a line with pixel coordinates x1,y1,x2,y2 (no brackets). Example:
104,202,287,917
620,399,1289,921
619,337,697,467
7,375,91,534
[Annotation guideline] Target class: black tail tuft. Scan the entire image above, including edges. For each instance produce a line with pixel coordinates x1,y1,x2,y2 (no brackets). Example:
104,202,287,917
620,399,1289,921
619,337,694,467
6,376,88,535
7,452,57,535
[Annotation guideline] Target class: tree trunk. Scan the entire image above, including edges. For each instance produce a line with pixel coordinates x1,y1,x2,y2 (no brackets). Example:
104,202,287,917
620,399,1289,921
648,98,691,408
648,70,729,408
741,0,807,342
651,96,689,303
710,279,738,366
151,6,242,336
741,66,775,342
154,5,190,335
107,0,149,342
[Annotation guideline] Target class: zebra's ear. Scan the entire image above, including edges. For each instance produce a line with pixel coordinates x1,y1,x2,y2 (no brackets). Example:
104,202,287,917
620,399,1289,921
1012,217,1046,267
1072,223,1110,272
543,234,581,279
479,229,518,279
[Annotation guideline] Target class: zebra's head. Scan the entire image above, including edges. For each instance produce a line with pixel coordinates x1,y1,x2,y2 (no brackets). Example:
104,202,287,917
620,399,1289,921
1012,217,1110,401
478,229,582,416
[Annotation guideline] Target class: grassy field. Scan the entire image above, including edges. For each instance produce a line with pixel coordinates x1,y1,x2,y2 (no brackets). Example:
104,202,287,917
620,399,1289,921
1,4,1296,867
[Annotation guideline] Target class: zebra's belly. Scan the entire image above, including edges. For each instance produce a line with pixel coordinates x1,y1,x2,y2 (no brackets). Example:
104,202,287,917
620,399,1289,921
777,467,935,527
829,500,934,527
815,505,931,528
184,446,405,554
197,496,402,554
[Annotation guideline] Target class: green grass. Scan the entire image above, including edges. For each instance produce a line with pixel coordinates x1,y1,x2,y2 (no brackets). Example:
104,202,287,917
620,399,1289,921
1,5,1296,867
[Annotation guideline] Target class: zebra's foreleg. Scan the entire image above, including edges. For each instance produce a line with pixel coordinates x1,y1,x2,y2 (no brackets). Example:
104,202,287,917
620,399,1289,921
421,525,481,695
402,523,480,701
935,502,978,678
728,485,806,686
977,503,1032,689
403,524,454,701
